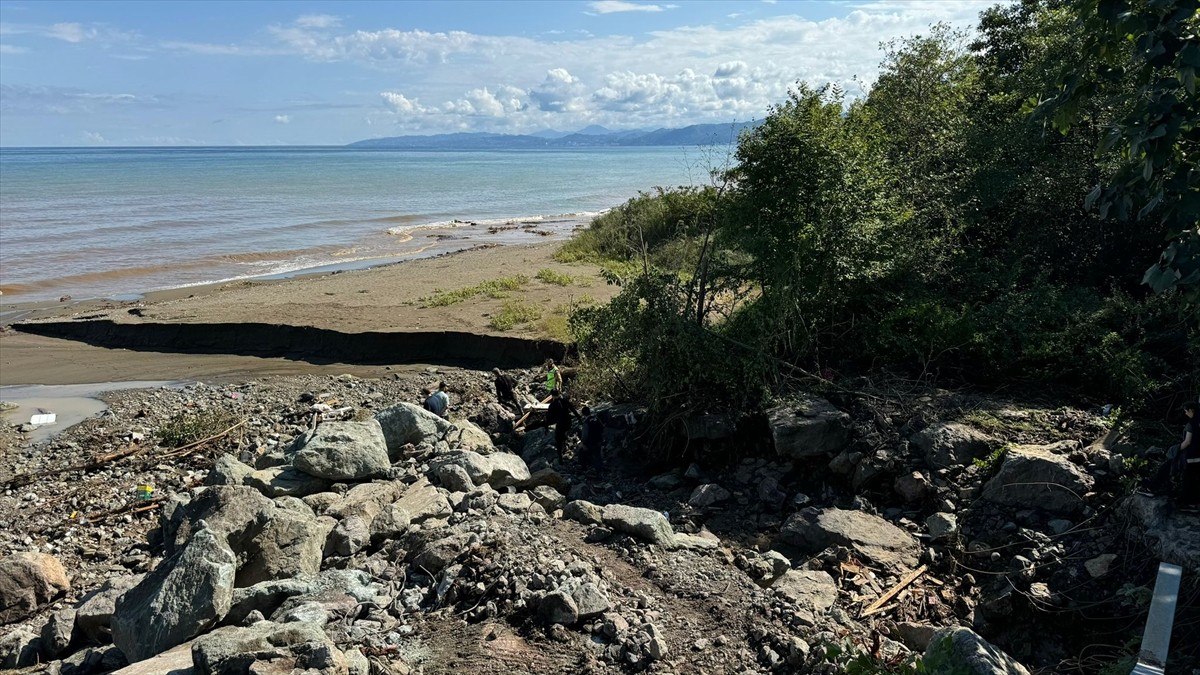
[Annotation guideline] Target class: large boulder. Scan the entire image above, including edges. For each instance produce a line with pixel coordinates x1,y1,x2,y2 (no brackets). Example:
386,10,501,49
412,533,478,573
206,454,255,486
447,418,494,452
981,444,1094,515
246,465,331,498
923,626,1031,675
74,574,145,643
112,528,237,663
563,499,604,525
292,420,391,481
486,452,531,488
601,504,676,548
191,621,346,675
0,625,40,668
771,570,837,613
326,482,405,521
238,509,327,587
375,402,453,453
428,450,492,486
0,552,70,624
912,423,996,469
369,504,412,544
1118,494,1200,573
160,485,276,557
393,477,452,523
779,507,920,568
688,483,732,508
768,396,850,459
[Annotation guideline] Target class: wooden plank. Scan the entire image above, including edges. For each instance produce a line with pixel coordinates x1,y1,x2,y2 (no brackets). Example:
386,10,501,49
861,564,927,617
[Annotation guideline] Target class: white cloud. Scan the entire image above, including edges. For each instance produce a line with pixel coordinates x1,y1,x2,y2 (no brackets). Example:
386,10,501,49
1,84,153,114
47,22,88,42
381,91,429,114
82,130,106,143
0,43,28,54
295,14,341,29
588,1,675,13
274,114,290,124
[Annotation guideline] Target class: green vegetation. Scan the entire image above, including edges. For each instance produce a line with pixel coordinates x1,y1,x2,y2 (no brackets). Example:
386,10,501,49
972,445,1010,474
488,300,542,331
535,268,577,286
158,410,237,448
420,275,529,307
540,296,596,342
564,1,1198,432
819,640,925,674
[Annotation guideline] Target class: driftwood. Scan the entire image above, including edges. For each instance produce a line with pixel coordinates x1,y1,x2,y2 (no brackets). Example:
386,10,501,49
861,564,927,617
1,443,146,489
514,395,554,430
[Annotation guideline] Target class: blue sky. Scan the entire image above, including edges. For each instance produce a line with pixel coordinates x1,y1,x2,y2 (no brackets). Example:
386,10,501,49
0,0,995,146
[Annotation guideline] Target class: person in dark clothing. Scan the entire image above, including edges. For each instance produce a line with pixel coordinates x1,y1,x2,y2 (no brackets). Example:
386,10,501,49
580,406,605,470
546,389,581,460
423,381,449,418
493,368,522,415
1142,401,1198,502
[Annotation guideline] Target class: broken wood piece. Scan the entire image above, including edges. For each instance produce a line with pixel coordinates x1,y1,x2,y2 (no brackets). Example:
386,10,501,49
1,442,145,489
513,394,554,430
861,564,927,617
160,419,246,458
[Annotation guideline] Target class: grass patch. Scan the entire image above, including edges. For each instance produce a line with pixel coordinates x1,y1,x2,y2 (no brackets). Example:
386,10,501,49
489,300,542,331
539,296,598,341
421,275,529,307
536,268,576,286
972,444,1010,473
159,410,238,448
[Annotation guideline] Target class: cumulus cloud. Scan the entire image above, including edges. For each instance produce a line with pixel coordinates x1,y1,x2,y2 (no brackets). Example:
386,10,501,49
588,1,677,13
381,91,429,114
528,68,588,112
274,114,290,123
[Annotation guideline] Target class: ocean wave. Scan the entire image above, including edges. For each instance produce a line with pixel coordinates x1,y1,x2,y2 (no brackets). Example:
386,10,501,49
385,210,605,235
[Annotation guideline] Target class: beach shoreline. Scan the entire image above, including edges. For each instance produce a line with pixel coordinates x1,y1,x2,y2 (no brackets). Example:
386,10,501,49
0,240,616,386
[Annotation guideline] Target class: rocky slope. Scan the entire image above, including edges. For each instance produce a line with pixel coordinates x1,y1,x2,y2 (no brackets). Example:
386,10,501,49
1,372,1196,674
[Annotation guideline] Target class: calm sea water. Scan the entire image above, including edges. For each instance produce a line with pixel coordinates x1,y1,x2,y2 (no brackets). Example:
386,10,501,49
0,146,714,303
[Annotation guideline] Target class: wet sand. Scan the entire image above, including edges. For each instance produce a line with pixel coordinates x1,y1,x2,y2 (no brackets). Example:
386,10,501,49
0,242,616,386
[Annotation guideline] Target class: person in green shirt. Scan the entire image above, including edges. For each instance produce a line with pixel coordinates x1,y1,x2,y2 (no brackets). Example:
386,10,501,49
545,359,562,395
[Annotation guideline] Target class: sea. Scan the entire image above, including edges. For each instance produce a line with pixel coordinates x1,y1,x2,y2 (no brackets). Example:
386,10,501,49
0,146,719,303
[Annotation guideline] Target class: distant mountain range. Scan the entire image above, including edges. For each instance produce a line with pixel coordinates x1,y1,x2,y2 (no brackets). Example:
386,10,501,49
347,121,758,150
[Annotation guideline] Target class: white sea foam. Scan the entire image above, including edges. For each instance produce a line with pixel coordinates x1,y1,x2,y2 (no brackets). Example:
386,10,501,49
385,210,606,235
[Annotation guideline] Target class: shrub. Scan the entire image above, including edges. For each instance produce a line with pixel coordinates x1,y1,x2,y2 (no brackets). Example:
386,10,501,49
159,410,237,448
489,300,542,331
535,268,575,286
421,275,529,307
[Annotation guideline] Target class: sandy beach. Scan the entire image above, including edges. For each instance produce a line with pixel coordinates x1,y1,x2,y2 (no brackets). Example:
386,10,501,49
0,242,616,386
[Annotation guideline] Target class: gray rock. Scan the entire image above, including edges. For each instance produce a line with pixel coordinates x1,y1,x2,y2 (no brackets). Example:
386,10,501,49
326,482,404,521
559,578,610,619
758,550,792,586
225,578,317,627
601,504,676,548
292,419,391,481
895,471,932,503
206,454,254,486
520,427,558,464
926,513,958,541
160,485,275,557
429,450,492,486
519,467,571,493
563,500,604,525
1085,553,1117,578
539,590,578,625
528,485,565,511
190,620,342,675
272,496,315,517
239,509,326,587
688,483,731,508
327,514,372,557
394,476,453,523
0,625,40,669
768,396,851,459
41,607,76,658
375,402,453,454
771,570,837,613
369,503,411,543
0,552,70,623
894,622,938,651
345,647,371,675
486,452,531,489
912,423,996,469
981,444,1095,515
433,463,477,492
497,492,533,512
779,507,920,568
246,465,331,498
112,527,237,663
412,533,478,573
923,626,1031,675
301,491,342,514
642,623,668,660
447,418,494,451
74,574,144,643
1047,519,1073,535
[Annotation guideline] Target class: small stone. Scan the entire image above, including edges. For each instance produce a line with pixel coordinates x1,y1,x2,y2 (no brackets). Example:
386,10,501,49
1084,553,1117,578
